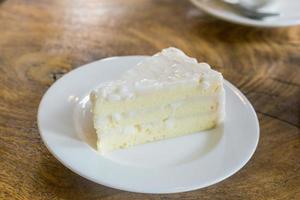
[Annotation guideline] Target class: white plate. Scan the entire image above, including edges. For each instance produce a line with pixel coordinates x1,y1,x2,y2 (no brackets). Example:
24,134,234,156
191,0,300,27
38,56,259,194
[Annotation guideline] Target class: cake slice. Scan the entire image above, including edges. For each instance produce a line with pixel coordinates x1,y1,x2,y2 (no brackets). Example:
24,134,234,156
90,47,225,153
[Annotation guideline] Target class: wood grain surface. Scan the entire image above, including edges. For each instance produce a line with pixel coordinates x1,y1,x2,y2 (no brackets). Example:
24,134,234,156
1,0,299,199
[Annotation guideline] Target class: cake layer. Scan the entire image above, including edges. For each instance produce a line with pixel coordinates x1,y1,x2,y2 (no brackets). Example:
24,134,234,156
97,114,217,152
91,83,222,115
94,97,220,129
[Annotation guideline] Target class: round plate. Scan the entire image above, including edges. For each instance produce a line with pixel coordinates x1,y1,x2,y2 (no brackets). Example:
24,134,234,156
38,56,259,194
191,0,300,27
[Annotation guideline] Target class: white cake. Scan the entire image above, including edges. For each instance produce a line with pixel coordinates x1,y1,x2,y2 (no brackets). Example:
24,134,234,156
90,47,225,153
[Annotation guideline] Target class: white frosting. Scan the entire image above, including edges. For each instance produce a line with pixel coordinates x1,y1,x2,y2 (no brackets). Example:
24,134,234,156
92,47,222,101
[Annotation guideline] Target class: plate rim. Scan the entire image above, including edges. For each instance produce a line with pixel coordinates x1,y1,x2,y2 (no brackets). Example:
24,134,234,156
37,56,260,194
190,0,300,28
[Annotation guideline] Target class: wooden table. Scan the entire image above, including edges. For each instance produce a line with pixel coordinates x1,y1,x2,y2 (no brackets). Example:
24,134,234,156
1,0,299,199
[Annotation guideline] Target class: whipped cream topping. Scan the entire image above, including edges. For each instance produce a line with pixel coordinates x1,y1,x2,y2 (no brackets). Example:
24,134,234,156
92,47,222,101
